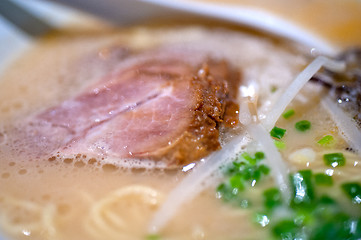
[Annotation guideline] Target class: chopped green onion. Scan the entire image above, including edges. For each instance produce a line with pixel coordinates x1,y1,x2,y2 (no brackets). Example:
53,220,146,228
229,174,245,191
271,85,278,93
283,109,295,119
241,152,256,165
290,170,315,206
341,182,361,204
259,165,270,175
218,151,361,240
255,152,265,161
263,188,282,210
272,219,300,239
270,126,287,139
295,120,311,132
314,173,333,186
317,135,334,146
323,153,345,167
216,183,235,202
146,234,161,240
240,152,265,165
318,195,336,205
242,166,261,181
310,212,359,240
217,152,270,205
274,140,286,149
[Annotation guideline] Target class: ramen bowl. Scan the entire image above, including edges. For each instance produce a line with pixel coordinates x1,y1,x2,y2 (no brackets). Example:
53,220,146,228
0,1,360,240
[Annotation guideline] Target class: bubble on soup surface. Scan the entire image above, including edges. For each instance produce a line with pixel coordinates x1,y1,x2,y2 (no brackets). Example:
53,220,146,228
74,160,86,168
0,132,7,145
131,167,146,174
88,158,97,165
12,101,24,110
18,169,27,175
57,203,71,215
1,105,10,113
42,195,51,201
63,158,73,164
102,163,118,172
1,172,10,179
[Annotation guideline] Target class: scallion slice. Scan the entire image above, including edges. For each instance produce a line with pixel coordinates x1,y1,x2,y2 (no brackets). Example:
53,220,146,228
323,153,345,167
270,126,286,139
295,120,311,132
314,173,333,186
283,109,295,119
263,188,282,210
341,182,361,204
146,234,161,240
274,140,286,149
230,174,245,190
255,152,265,161
317,135,334,146
290,170,315,205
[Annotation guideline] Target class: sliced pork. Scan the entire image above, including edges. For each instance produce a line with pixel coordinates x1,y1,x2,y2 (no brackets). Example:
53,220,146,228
10,47,241,167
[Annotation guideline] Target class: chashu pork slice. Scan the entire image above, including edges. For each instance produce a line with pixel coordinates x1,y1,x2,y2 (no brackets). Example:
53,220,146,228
28,47,241,166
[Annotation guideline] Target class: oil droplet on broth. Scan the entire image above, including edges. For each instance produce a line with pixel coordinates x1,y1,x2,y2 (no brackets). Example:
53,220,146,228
74,161,86,168
18,169,27,175
102,163,118,172
1,172,10,179
0,132,7,145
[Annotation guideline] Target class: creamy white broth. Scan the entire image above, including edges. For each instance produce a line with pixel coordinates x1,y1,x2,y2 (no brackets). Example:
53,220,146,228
0,23,360,240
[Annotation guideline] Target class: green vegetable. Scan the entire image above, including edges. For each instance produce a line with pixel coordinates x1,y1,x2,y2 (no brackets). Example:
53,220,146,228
272,172,361,240
216,183,236,202
318,195,336,205
295,120,311,132
229,174,245,191
272,219,302,240
341,182,361,204
255,152,265,161
310,213,361,240
241,152,256,165
282,109,295,119
323,153,346,167
270,126,287,139
146,234,161,240
317,135,334,146
271,194,361,240
217,152,270,204
259,165,270,175
271,85,278,93
274,140,286,149
242,166,261,181
314,173,333,186
263,188,282,210
217,151,361,240
290,170,315,206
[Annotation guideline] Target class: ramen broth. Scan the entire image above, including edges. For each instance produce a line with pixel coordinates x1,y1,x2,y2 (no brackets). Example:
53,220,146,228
0,24,360,240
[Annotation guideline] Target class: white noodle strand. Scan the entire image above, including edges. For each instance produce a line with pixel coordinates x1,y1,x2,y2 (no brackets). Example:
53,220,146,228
85,185,162,239
0,196,56,238
321,97,361,155
263,56,346,131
